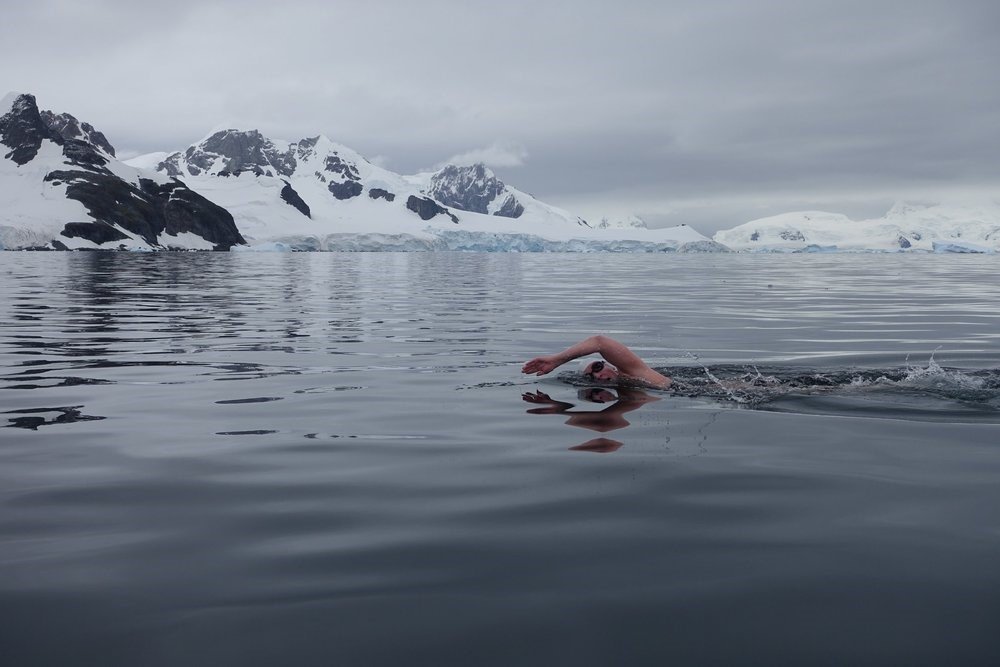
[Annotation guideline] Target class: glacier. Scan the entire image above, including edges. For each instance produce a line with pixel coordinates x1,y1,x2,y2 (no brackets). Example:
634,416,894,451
714,202,1000,253
229,229,727,253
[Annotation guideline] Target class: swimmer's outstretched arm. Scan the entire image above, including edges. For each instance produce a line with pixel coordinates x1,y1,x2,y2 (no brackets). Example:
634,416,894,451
522,335,611,375
522,335,670,387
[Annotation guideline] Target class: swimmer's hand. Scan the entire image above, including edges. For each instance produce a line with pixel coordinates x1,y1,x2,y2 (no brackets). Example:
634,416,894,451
522,356,561,376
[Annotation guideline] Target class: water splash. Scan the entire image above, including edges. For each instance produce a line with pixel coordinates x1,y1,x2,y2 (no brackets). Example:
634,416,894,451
681,351,755,404
655,357,1000,412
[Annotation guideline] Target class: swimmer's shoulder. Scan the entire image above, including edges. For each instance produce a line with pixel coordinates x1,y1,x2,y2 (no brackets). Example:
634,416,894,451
621,371,672,390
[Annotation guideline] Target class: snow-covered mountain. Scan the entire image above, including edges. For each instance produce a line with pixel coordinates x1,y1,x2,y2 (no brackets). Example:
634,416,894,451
1,90,718,252
7,91,1000,254
39,110,116,157
0,93,244,250
423,163,525,218
127,127,718,252
714,202,1000,253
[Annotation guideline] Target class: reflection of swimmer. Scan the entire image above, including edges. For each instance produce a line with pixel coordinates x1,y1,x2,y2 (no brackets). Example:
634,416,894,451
522,387,660,452
522,335,671,389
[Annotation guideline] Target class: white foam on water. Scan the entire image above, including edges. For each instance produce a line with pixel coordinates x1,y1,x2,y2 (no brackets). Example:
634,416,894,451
901,357,986,391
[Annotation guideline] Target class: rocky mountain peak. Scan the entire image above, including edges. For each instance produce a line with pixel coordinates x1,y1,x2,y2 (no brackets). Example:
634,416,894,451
294,135,322,160
159,128,296,178
152,128,370,203
1,92,37,119
39,110,116,156
427,162,524,218
1,92,62,165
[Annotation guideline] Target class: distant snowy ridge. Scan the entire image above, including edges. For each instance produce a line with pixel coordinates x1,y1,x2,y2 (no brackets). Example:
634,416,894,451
714,202,1000,253
126,126,715,252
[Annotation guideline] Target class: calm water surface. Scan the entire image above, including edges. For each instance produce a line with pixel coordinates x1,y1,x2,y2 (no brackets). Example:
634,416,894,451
2,252,1000,665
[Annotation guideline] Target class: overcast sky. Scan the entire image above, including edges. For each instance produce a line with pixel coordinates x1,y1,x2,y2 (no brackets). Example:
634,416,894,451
4,0,999,232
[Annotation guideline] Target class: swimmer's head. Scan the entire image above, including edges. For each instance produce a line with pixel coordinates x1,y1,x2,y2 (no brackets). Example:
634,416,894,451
582,359,618,383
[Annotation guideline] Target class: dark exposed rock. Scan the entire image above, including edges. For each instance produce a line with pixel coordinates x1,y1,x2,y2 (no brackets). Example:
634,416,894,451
369,188,396,202
61,138,109,169
44,170,245,249
295,136,321,160
897,236,911,249
158,129,297,177
494,193,525,218
328,180,363,200
61,222,130,244
779,230,805,241
406,195,458,223
750,231,760,241
158,153,183,177
280,180,311,217
202,129,296,176
427,163,523,218
40,110,116,156
324,154,361,180
146,179,245,248
1,93,62,165
183,143,217,176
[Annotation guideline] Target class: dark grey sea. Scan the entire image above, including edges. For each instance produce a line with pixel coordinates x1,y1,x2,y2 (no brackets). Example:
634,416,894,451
2,252,999,665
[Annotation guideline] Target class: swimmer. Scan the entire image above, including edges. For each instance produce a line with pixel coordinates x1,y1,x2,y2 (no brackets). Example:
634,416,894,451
522,335,672,389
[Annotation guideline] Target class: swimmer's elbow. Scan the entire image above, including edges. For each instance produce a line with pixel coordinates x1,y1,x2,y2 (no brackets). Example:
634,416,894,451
591,334,613,349
592,335,629,357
